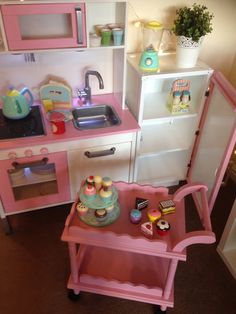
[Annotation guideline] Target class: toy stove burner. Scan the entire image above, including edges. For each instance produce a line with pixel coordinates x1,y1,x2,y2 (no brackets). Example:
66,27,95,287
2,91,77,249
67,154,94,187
0,106,46,140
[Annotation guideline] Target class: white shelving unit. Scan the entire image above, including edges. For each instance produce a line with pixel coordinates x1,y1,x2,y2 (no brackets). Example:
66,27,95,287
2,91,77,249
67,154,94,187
126,53,213,187
217,198,236,279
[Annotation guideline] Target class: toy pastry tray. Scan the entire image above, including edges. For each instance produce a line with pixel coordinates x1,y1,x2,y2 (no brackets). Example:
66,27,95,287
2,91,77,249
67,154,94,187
79,201,120,227
79,186,118,209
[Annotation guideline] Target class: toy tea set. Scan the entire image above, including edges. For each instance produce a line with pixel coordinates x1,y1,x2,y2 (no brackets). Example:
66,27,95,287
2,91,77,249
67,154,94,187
76,175,176,237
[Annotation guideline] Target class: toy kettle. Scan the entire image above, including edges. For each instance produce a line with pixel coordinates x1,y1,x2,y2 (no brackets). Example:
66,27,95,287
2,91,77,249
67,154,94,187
1,86,34,119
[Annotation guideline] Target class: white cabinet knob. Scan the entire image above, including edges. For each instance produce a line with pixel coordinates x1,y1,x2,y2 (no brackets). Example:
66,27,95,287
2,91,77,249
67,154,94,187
8,151,17,160
24,149,33,157
40,147,49,155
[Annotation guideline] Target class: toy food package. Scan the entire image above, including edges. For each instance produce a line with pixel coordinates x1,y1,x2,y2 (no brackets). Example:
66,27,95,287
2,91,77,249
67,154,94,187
167,79,191,113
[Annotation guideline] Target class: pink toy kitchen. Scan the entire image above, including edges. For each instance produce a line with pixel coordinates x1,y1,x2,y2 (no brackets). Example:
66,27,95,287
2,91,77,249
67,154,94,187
0,1,235,313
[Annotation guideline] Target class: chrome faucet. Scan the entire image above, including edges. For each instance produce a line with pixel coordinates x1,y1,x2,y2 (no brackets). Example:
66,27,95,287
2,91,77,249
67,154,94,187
78,70,104,105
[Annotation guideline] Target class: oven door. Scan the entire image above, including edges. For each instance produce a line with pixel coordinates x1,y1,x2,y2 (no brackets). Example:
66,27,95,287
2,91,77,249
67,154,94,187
0,151,71,213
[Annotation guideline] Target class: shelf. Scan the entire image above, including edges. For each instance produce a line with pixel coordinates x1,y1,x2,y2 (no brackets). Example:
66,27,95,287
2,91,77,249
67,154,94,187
136,151,189,184
139,119,197,155
67,245,174,307
142,92,199,123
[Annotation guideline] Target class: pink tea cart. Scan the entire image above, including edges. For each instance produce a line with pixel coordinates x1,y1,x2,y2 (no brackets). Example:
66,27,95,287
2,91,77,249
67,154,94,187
61,182,216,313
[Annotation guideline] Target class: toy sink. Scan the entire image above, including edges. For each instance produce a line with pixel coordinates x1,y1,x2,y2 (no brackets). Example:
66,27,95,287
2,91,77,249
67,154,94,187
72,105,121,130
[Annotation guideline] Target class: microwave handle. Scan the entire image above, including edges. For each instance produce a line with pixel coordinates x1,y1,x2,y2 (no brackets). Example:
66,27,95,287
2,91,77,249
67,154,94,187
75,7,83,45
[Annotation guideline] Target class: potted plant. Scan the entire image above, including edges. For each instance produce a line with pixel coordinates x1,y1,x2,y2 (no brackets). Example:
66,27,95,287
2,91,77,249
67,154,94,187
172,3,214,68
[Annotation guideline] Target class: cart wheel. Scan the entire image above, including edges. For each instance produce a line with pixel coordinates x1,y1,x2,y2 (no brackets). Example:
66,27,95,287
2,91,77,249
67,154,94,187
153,305,167,314
67,289,80,301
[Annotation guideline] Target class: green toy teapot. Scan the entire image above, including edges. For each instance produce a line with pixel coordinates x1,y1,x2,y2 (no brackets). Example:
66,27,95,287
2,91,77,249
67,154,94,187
1,86,34,119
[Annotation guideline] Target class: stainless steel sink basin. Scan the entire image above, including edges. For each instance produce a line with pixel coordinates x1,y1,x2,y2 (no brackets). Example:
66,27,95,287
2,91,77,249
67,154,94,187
72,105,121,130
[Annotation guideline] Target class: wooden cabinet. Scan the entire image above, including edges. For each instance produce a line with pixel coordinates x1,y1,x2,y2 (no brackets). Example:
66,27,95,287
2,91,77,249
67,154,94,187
67,133,136,200
126,53,213,187
0,131,137,232
126,53,236,213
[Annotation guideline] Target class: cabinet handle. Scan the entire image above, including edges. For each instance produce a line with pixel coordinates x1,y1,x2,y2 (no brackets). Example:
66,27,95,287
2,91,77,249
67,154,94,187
84,147,116,158
12,157,49,169
75,6,83,45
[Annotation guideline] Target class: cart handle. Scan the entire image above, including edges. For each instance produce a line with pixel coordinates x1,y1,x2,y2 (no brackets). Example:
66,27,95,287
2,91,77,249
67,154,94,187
173,182,212,231
172,230,216,252
172,182,216,252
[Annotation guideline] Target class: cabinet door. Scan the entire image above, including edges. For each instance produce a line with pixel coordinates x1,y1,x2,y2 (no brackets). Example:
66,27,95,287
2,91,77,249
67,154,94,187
0,151,71,213
68,142,132,199
189,71,236,213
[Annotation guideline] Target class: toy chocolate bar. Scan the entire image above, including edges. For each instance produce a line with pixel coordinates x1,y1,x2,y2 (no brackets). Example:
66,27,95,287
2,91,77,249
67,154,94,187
159,199,176,214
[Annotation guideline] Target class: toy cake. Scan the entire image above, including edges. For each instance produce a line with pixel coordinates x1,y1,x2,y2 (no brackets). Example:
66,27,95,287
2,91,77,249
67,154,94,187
159,199,176,215
156,219,170,236
147,208,161,223
78,175,119,227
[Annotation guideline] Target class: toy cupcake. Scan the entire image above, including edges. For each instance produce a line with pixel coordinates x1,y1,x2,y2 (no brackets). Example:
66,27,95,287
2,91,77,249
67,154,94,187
156,219,170,236
86,175,95,186
84,184,96,199
94,208,107,222
94,175,102,191
147,208,161,223
99,188,112,203
76,202,89,216
129,209,142,224
102,176,113,190
105,204,115,214
99,176,113,202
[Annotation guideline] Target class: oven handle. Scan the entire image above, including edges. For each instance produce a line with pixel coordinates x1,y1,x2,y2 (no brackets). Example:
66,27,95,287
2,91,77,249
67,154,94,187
12,157,49,169
84,147,116,158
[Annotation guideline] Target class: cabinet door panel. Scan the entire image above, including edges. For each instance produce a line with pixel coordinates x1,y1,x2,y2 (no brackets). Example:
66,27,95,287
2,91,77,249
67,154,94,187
68,142,132,199
189,71,236,213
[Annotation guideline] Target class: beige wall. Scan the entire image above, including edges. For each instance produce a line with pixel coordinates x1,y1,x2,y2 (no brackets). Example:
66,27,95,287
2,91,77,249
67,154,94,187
127,0,236,82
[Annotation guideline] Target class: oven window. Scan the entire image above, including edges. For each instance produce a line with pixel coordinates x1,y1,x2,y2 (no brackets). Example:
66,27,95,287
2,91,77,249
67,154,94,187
8,163,58,201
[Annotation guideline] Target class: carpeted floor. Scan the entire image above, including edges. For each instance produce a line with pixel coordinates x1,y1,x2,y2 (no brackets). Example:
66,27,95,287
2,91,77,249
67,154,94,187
0,179,235,314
